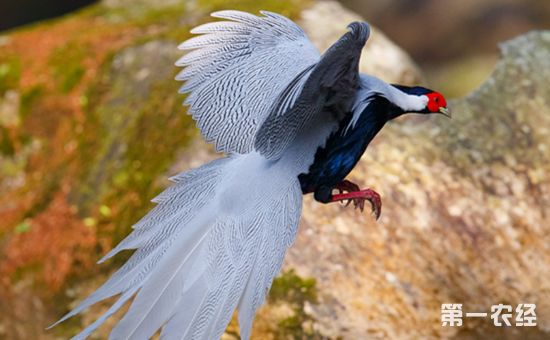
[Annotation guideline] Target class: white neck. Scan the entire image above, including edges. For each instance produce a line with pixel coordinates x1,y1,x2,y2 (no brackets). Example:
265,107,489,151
357,73,428,112
345,74,429,133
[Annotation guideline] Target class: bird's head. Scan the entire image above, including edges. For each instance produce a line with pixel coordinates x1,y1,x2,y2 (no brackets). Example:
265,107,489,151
425,91,450,118
391,85,451,118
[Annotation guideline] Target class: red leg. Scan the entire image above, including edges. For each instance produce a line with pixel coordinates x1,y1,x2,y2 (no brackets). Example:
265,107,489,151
303,180,359,196
331,187,382,220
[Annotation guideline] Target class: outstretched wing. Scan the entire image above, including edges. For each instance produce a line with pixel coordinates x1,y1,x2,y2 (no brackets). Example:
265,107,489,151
255,22,370,160
177,10,320,155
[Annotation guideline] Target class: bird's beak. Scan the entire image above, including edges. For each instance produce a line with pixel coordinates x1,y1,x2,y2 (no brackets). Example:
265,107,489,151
438,107,451,118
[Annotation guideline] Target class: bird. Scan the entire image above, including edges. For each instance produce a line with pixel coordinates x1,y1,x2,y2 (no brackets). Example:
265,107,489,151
49,10,450,340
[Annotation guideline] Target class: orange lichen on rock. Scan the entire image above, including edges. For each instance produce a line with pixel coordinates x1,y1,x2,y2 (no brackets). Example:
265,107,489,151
1,192,96,291
0,5,154,286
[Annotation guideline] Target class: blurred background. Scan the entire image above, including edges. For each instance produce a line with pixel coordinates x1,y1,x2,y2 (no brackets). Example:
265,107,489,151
3,0,550,97
342,0,550,97
0,0,98,32
1,0,550,339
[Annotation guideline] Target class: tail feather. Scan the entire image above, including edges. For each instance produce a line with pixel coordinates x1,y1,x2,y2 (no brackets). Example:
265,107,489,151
236,244,266,340
55,154,303,340
48,243,164,330
237,183,302,339
109,206,214,340
237,229,276,338
205,215,267,340
159,215,254,340
182,213,264,340
68,285,141,340
99,158,229,263
50,159,229,334
159,276,211,340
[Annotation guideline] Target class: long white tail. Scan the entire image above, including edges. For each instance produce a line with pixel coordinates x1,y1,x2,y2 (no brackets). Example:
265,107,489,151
50,152,303,340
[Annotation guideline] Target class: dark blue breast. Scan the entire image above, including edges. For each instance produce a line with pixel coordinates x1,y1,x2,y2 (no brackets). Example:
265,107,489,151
298,96,397,201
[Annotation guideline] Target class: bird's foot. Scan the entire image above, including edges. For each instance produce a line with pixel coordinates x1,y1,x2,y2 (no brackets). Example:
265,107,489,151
331,185,382,220
335,179,361,195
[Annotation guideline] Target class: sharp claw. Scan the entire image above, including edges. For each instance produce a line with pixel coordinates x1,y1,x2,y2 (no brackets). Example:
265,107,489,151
330,186,382,220
368,200,375,214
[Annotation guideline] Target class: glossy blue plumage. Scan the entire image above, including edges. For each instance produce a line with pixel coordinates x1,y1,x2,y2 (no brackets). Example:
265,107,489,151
299,96,401,202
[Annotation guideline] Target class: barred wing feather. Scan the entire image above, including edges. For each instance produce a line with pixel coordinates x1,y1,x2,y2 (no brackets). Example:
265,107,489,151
177,10,320,155
255,21,370,160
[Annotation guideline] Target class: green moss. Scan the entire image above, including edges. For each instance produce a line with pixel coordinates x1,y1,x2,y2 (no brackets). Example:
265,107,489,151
108,77,196,247
20,86,42,119
0,63,10,79
197,0,311,18
14,221,31,234
99,0,313,45
61,66,86,93
269,269,317,304
24,171,64,219
1,157,26,177
132,3,187,24
49,42,87,93
0,57,21,95
66,42,196,259
269,269,322,340
51,318,85,340
0,126,15,156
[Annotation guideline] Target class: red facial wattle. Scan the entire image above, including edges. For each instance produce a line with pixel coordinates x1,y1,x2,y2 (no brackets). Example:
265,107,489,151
426,92,447,113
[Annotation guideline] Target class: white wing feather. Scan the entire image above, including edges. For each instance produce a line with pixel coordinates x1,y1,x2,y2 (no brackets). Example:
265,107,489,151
177,10,320,155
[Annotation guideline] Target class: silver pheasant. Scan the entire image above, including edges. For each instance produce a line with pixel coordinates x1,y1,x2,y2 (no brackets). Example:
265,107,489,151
50,10,449,340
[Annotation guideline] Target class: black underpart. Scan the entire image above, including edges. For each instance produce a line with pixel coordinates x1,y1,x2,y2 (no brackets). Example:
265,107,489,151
299,95,404,203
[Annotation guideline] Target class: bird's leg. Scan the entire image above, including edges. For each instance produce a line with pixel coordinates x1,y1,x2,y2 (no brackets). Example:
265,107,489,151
331,182,382,220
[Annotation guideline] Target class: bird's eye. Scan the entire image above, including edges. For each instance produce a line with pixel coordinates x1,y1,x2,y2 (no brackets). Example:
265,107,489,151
434,97,439,103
